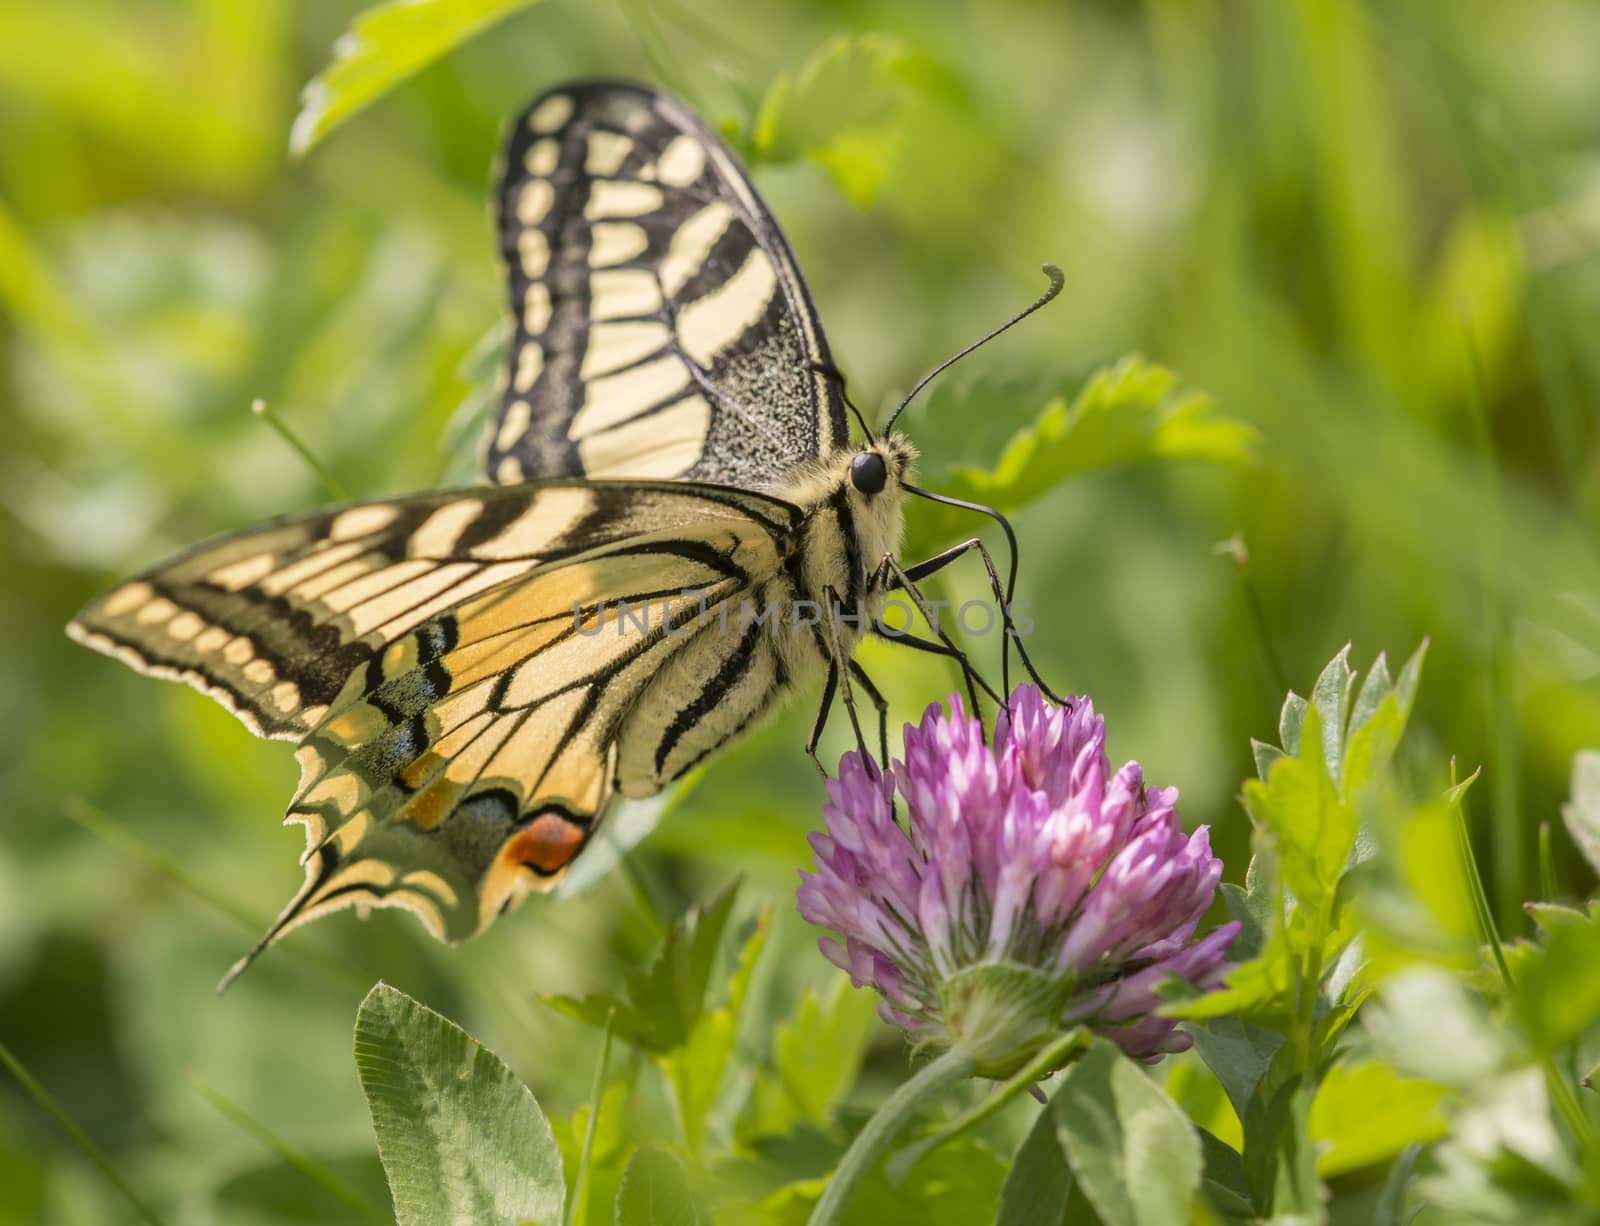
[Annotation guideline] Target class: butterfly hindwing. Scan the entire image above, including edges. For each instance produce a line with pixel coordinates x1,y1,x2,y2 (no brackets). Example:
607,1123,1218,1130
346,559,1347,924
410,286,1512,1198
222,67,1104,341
267,512,789,954
488,79,850,489
71,480,806,979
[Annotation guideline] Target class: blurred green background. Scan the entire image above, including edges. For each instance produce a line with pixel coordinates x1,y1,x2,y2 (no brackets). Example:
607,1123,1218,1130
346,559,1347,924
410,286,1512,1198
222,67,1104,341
2,0,1597,1221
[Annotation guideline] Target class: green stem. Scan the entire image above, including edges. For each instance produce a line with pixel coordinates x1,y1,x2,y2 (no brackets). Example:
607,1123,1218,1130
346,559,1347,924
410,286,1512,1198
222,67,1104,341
1451,770,1512,987
0,1038,167,1226
886,1029,1085,1182
1451,778,1592,1145
62,797,369,993
251,398,348,500
806,1049,975,1226
567,1009,616,1226
1297,893,1332,1073
193,1076,384,1224
1539,821,1557,903
618,853,666,938
1219,535,1289,700
1458,309,1523,928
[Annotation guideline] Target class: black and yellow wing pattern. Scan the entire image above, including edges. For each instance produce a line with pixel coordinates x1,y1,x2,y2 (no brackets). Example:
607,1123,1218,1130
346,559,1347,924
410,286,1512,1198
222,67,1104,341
487,79,850,489
70,481,803,978
67,78,890,981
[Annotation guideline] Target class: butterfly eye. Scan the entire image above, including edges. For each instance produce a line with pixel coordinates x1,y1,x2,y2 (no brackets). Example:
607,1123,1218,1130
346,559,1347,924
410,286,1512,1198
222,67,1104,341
850,452,888,495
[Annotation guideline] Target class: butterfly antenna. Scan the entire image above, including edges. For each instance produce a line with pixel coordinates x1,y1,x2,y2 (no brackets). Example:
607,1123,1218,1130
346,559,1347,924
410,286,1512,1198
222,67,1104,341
809,360,875,442
883,263,1064,434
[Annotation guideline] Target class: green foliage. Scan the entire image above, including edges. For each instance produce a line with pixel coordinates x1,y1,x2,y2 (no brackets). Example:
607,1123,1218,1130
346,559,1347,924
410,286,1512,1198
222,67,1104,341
1051,1041,1202,1226
292,0,547,155
907,357,1256,552
544,881,741,1055
1175,643,1426,1027
1164,644,1451,1221
656,903,768,1157
1512,902,1600,1057
996,1105,1073,1226
750,34,954,206
943,357,1257,510
740,979,879,1141
354,984,565,1226
1305,1060,1447,1177
757,1137,1008,1226
615,1148,698,1226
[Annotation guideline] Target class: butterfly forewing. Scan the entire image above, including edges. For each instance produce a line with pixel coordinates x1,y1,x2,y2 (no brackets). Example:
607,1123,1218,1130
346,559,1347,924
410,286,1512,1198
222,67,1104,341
489,79,849,489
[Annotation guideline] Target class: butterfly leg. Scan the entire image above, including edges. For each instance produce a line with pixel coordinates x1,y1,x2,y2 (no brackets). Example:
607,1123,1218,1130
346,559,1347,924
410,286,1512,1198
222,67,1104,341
847,657,890,767
874,555,1003,723
806,661,839,779
896,539,1066,706
821,584,874,770
870,626,1001,711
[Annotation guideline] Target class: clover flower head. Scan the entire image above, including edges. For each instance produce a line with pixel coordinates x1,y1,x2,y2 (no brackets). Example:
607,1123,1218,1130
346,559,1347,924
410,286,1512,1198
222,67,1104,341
797,685,1238,1074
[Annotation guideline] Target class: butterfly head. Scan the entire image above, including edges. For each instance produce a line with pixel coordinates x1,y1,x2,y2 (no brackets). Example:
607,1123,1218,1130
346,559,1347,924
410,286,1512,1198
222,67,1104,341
847,435,916,499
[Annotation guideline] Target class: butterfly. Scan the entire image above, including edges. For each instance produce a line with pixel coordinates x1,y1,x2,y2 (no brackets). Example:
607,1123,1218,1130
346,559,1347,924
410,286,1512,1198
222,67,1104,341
68,79,1058,986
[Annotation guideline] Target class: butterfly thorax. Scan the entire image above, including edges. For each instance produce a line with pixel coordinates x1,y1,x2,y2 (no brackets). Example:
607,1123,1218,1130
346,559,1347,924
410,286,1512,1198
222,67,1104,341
780,433,914,608
605,434,912,805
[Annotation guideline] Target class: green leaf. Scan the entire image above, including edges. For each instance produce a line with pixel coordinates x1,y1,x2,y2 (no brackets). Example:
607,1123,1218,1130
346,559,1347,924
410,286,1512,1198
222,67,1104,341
1195,1128,1254,1220
353,983,564,1226
940,355,1255,514
1188,1017,1286,1123
1167,856,1362,1036
1342,641,1427,796
1162,925,1296,1028
996,1105,1073,1226
757,1138,1006,1226
750,34,952,206
1254,642,1426,804
615,1149,698,1226
1269,1083,1322,1219
291,0,545,156
1346,651,1393,745
1243,706,1351,915
1561,749,1600,880
1278,693,1308,761
544,880,741,1054
1307,1060,1448,1177
1221,868,1274,963
741,977,880,1140
553,1082,630,1183
1052,1040,1202,1226
1236,1066,1324,1220
1371,1145,1421,1226
658,907,770,1156
1513,900,1600,1055
1364,794,1480,958
1251,739,1288,782
1309,645,1354,787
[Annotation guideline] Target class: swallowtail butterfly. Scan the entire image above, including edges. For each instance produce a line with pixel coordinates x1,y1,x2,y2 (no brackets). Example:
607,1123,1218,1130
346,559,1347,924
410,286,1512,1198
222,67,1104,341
68,80,1054,985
